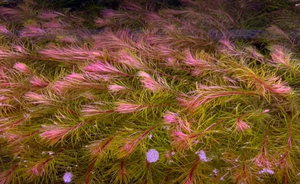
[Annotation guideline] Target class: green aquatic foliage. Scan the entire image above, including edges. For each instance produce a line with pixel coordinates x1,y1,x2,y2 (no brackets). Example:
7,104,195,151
1,0,300,183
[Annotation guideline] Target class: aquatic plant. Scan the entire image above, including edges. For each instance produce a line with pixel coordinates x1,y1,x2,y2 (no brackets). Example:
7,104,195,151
1,0,300,183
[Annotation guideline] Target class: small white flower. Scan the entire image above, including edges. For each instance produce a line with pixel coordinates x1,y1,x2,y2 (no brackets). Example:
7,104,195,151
48,151,54,155
148,134,153,139
146,149,159,163
220,177,224,181
213,169,218,175
63,172,73,183
171,151,175,155
197,150,208,162
162,126,170,130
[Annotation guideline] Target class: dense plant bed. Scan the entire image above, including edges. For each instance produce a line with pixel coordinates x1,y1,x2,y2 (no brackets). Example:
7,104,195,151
1,0,300,183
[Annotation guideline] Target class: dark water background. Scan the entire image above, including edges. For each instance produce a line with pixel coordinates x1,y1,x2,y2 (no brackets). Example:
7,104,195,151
2,0,183,10
2,0,300,53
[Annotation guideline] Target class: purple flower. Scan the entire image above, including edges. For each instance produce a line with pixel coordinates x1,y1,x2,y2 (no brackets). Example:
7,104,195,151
197,150,208,162
63,172,73,183
258,168,274,175
146,149,159,163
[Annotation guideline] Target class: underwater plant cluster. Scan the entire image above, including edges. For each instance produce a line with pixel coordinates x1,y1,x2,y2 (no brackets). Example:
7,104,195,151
1,0,300,183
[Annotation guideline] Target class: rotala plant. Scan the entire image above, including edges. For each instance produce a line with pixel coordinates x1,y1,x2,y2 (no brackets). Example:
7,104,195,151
1,0,300,183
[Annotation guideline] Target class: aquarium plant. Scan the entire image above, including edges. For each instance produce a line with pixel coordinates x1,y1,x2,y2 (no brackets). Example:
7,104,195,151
1,0,300,183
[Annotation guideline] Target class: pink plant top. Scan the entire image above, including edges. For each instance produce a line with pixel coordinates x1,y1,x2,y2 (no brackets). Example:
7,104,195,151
28,163,45,177
13,62,31,74
138,71,161,91
64,73,85,81
146,149,159,163
0,25,9,34
14,45,25,53
84,62,121,74
270,45,289,65
270,82,291,94
115,102,146,114
236,118,250,132
20,25,45,38
40,126,71,144
108,84,127,92
163,111,178,123
38,11,60,20
30,76,48,88
118,51,147,70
